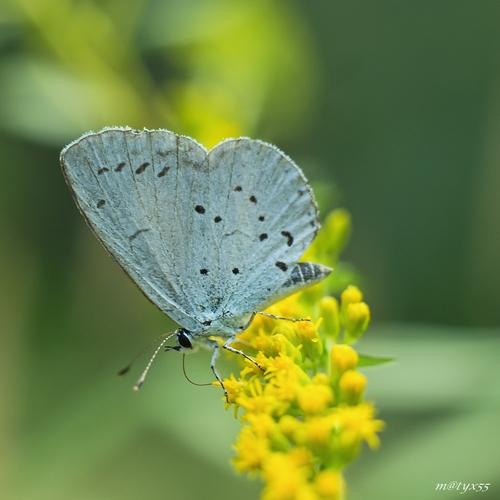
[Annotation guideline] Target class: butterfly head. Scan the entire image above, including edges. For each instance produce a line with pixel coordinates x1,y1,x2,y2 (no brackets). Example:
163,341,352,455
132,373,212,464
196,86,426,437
166,328,201,354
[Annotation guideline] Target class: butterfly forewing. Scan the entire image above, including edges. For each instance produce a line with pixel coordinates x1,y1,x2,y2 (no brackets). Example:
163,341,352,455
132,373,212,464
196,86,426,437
61,128,206,331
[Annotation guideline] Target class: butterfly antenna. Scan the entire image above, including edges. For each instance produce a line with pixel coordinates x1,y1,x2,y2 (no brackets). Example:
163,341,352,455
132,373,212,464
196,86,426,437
117,331,177,376
132,332,179,391
181,354,212,387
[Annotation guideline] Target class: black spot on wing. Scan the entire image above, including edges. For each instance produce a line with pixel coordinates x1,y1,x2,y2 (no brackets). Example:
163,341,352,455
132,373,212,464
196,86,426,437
258,215,265,221
249,195,257,203
234,186,242,192
136,162,150,174
97,167,109,175
232,268,240,275
157,166,170,177
259,233,268,241
129,228,150,241
276,261,288,272
200,269,208,275
195,205,205,214
214,216,222,223
281,231,294,247
97,200,106,208
115,162,126,172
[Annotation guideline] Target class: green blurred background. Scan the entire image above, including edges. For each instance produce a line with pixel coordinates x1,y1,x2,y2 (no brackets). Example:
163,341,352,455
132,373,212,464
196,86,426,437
1,1,499,499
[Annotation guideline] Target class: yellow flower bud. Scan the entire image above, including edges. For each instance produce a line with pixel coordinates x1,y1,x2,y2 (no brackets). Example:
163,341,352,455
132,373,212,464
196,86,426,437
340,285,363,307
319,296,341,340
339,370,366,405
279,414,301,438
330,344,358,382
344,302,370,342
312,372,330,386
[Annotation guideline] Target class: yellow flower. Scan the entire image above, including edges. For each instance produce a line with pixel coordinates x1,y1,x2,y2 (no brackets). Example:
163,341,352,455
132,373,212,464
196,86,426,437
314,470,345,500
246,413,290,452
266,366,306,409
246,412,278,439
297,383,334,415
233,426,270,473
264,333,303,361
335,403,385,453
295,320,323,360
261,452,314,500
305,415,335,447
279,414,303,440
216,373,245,406
236,378,281,415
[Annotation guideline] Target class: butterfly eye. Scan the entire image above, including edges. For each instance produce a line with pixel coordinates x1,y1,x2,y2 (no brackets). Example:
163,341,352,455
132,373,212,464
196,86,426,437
177,330,193,349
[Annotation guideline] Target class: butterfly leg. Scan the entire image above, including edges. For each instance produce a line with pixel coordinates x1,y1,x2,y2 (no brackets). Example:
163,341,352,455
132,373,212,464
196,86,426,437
222,339,265,372
256,311,312,322
210,343,230,402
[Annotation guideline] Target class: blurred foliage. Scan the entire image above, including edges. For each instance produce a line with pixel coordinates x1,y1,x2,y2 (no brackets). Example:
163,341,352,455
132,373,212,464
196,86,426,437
0,0,318,147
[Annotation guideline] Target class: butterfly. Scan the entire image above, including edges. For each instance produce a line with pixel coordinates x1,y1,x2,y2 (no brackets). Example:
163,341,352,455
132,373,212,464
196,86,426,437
60,127,331,397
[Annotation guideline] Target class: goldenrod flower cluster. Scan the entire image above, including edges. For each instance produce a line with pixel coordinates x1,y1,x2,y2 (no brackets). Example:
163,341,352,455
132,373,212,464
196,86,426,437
219,209,385,500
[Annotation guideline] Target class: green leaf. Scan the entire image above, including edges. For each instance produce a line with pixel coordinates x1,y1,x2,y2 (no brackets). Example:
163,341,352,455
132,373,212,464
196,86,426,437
357,353,395,367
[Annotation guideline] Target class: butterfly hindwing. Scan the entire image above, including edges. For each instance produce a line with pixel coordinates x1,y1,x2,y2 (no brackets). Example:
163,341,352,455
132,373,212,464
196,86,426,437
185,138,319,320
